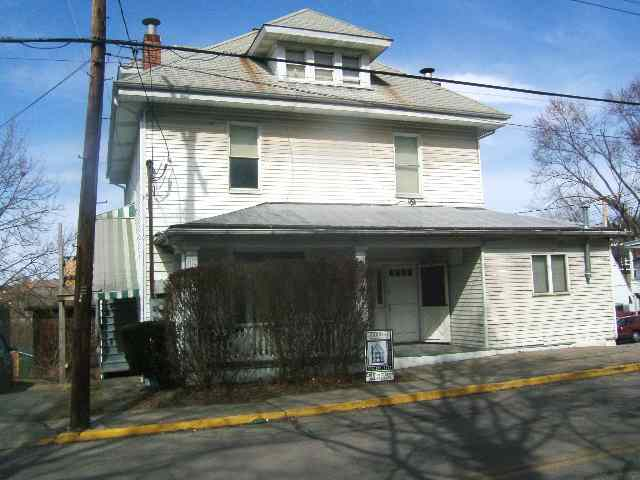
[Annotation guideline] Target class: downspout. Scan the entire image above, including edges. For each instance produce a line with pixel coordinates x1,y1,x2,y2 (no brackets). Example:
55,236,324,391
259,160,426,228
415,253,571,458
583,205,592,283
147,157,155,299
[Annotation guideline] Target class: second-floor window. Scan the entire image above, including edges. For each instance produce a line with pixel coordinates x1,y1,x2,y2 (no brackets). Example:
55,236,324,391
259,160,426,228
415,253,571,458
286,49,305,79
229,124,259,190
394,134,420,196
314,51,334,82
342,55,360,85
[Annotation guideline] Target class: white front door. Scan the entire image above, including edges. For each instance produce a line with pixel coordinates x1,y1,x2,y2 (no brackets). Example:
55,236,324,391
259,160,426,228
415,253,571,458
386,266,420,342
419,265,452,343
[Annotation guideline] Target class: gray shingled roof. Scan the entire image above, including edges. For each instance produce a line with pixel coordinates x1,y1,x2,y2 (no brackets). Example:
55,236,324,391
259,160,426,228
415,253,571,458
116,11,509,120
170,203,601,233
265,8,392,40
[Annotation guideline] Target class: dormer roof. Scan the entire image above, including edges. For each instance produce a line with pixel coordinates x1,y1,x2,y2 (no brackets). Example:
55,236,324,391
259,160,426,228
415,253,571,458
248,8,393,60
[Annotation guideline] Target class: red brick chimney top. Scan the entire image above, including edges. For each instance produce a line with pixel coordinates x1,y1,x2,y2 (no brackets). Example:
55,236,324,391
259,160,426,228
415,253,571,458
142,18,161,70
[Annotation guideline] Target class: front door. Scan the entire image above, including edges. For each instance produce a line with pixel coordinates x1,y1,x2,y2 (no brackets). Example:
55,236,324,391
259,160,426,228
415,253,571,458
386,266,420,342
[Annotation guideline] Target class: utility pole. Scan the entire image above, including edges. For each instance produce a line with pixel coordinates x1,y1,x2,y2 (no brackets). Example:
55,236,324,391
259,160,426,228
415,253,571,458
57,224,66,384
70,0,106,430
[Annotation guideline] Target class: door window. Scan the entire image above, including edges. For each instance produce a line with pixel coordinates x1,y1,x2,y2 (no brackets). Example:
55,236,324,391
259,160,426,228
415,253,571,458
421,265,447,307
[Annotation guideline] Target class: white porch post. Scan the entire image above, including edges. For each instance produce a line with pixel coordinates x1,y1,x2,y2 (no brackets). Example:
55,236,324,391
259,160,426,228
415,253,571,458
355,246,369,325
181,250,199,269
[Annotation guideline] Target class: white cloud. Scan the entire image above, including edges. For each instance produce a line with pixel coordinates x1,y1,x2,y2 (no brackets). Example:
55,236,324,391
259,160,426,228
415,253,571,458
445,72,549,108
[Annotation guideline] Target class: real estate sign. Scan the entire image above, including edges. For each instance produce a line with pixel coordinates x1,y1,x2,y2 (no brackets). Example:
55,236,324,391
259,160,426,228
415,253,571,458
365,330,394,382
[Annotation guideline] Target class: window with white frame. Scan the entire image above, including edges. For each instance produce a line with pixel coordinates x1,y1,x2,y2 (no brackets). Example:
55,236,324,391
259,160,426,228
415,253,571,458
285,49,306,79
342,55,360,84
532,254,568,294
314,51,334,82
229,124,259,189
394,135,420,196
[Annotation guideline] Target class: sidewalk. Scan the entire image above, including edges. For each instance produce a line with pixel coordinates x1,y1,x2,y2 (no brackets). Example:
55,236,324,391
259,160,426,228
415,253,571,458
65,345,640,433
6,344,640,448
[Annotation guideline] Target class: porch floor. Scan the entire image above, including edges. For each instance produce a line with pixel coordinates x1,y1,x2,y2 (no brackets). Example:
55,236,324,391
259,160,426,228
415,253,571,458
395,343,485,358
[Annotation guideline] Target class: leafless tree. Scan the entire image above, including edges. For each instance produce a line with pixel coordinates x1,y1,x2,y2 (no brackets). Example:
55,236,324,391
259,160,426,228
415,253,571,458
530,87,640,235
0,123,60,290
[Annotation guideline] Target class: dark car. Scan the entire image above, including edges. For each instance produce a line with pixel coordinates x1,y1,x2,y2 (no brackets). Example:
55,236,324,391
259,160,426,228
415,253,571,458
0,334,12,392
617,314,640,344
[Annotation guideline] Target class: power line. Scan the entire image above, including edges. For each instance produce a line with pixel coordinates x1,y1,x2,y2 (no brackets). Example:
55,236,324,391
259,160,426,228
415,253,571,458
107,53,636,142
114,1,172,189
2,36,640,107
65,0,81,37
0,60,89,130
0,56,90,62
566,0,640,16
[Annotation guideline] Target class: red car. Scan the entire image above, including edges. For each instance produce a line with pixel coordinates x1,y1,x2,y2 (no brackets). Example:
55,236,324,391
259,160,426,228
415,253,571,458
617,314,640,344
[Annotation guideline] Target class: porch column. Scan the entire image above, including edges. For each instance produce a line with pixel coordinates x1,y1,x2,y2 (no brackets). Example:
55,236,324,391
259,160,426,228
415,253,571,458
354,246,369,325
181,250,199,269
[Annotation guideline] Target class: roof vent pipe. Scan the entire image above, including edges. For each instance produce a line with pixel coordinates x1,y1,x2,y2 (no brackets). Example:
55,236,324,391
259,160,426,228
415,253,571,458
142,18,161,70
419,67,440,86
419,67,435,78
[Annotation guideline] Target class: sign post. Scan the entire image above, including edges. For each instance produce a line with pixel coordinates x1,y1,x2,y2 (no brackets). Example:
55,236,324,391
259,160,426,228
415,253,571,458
365,330,394,382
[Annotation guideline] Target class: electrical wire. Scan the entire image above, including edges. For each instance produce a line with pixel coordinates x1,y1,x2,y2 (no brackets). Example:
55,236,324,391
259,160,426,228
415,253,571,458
107,53,636,142
2,36,639,106
0,60,89,130
566,0,640,16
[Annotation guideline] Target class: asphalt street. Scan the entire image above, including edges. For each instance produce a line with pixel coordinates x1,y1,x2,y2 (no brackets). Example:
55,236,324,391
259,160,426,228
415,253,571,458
2,371,640,479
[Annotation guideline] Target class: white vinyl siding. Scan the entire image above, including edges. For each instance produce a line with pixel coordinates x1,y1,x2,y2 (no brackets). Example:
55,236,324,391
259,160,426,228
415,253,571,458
394,134,420,196
483,239,616,349
138,107,485,290
448,248,486,348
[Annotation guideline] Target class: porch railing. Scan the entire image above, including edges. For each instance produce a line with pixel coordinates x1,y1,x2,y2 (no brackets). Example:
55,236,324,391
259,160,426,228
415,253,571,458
229,323,274,362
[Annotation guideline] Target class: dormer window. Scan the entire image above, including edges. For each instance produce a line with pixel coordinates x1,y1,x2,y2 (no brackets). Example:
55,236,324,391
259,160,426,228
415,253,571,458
342,55,360,85
285,49,305,79
314,51,334,82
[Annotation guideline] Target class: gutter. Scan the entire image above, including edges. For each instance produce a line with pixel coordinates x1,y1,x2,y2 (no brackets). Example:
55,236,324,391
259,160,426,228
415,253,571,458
113,82,511,123
163,226,627,238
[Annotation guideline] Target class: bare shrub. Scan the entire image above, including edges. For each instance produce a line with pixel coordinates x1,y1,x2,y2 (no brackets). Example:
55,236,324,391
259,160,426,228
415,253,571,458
255,257,372,382
164,263,249,388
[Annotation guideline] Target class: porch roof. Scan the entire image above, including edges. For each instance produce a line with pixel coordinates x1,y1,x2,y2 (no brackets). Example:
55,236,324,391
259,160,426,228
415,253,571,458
165,203,625,237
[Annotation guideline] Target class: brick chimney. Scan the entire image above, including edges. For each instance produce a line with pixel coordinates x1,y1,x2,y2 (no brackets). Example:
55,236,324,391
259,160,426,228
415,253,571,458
142,18,161,70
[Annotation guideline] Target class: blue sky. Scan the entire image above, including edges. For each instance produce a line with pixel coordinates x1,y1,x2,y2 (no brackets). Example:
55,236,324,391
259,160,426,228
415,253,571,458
0,0,638,233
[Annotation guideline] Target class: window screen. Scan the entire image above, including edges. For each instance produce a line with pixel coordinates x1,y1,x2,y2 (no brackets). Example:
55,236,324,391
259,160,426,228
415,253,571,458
551,255,568,292
229,125,258,189
421,265,447,307
314,51,334,81
342,55,360,84
286,50,305,79
532,255,549,293
394,136,420,194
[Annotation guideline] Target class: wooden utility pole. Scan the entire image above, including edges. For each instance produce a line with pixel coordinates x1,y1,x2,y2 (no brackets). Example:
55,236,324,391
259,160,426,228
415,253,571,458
70,0,106,430
57,224,66,384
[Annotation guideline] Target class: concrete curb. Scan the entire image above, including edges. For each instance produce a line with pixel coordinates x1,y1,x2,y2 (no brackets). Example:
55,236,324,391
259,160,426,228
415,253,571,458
38,362,640,446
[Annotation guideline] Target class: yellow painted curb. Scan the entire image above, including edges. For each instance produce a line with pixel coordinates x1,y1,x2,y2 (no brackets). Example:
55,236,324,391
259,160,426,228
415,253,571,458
39,362,640,446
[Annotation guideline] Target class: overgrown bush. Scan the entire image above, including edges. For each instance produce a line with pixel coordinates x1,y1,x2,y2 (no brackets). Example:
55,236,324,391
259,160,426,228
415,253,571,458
119,321,173,388
163,257,373,386
255,257,372,381
164,263,249,388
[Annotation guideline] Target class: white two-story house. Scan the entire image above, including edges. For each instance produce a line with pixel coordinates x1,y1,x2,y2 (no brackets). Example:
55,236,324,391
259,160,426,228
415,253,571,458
103,8,622,354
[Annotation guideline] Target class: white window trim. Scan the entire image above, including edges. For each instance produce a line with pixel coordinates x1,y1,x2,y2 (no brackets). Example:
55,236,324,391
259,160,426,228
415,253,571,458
531,253,571,296
227,121,262,193
279,44,372,89
393,132,423,199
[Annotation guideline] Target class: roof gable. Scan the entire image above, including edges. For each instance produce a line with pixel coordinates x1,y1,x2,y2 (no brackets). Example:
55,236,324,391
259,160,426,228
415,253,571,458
264,8,391,40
